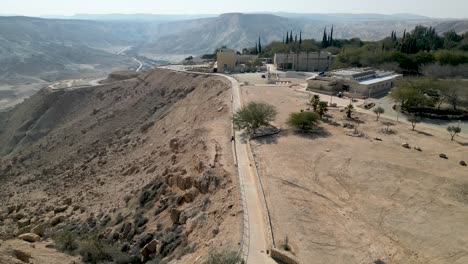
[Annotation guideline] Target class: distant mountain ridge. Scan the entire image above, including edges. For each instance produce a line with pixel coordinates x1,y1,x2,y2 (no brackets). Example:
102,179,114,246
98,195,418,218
0,13,467,83
139,13,440,56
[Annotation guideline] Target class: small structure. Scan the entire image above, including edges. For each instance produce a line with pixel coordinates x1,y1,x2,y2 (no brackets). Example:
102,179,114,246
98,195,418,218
216,49,258,72
307,67,402,98
274,51,334,72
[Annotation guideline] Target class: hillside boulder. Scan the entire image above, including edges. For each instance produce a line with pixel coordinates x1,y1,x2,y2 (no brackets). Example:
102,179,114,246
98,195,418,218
18,233,41,243
31,224,45,237
170,208,181,224
13,249,31,263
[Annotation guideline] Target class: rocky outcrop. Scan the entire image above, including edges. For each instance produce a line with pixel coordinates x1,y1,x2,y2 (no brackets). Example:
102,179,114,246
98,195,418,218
140,239,160,262
18,233,40,243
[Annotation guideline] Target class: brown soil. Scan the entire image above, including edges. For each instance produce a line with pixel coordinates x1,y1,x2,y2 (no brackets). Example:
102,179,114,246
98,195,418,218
242,85,468,264
0,69,241,263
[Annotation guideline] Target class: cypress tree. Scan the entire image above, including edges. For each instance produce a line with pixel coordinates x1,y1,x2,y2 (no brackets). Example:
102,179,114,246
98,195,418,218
286,32,289,44
322,27,328,48
295,34,298,43
403,29,406,39
258,36,262,54
299,31,302,45
290,30,293,43
255,43,258,54
329,25,334,47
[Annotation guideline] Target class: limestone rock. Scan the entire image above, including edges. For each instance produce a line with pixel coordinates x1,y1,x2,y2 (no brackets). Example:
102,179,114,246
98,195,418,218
140,239,160,262
31,224,45,237
414,146,422,151
170,208,181,224
17,218,30,228
401,143,410,149
460,161,467,166
63,197,72,205
54,205,68,213
178,211,187,225
439,154,448,159
14,213,25,220
18,233,41,243
183,188,199,203
13,249,31,263
7,205,16,214
50,215,65,226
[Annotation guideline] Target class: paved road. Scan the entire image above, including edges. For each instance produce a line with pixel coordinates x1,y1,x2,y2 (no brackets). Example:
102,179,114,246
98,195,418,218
133,57,143,72
116,46,144,72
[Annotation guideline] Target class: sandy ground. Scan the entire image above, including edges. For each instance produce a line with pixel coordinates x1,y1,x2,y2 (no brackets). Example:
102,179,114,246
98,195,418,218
0,239,82,264
241,84,468,264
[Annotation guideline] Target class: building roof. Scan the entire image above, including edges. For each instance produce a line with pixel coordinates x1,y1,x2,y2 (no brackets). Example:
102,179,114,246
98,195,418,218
358,74,401,85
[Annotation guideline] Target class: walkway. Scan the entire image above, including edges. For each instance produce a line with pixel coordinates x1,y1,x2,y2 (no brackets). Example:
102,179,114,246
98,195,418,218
227,75,277,264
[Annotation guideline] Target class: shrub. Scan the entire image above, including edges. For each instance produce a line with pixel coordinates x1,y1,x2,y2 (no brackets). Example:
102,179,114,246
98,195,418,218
78,239,112,263
281,236,291,251
287,111,319,132
52,231,79,253
204,250,242,264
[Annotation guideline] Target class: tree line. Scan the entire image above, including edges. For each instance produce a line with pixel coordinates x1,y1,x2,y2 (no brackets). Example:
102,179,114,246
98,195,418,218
238,25,468,76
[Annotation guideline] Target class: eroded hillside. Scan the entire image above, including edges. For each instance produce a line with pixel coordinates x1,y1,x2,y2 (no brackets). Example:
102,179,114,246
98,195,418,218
0,69,241,263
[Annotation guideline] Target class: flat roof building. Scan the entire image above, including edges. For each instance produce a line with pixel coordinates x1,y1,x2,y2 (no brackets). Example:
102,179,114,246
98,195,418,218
307,67,402,98
216,49,259,72
274,52,334,72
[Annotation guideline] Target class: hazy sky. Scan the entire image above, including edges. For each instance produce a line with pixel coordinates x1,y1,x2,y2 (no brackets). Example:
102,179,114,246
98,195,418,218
0,0,467,18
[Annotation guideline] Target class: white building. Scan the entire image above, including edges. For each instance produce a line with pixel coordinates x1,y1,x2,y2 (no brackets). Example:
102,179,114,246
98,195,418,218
307,67,402,98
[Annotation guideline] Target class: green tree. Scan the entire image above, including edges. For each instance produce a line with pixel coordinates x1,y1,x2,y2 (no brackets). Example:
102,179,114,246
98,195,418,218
317,101,328,119
345,104,355,118
447,125,462,140
373,106,385,121
390,77,434,111
322,27,328,48
287,111,320,131
258,36,262,54
233,102,277,134
310,95,321,112
407,114,421,131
